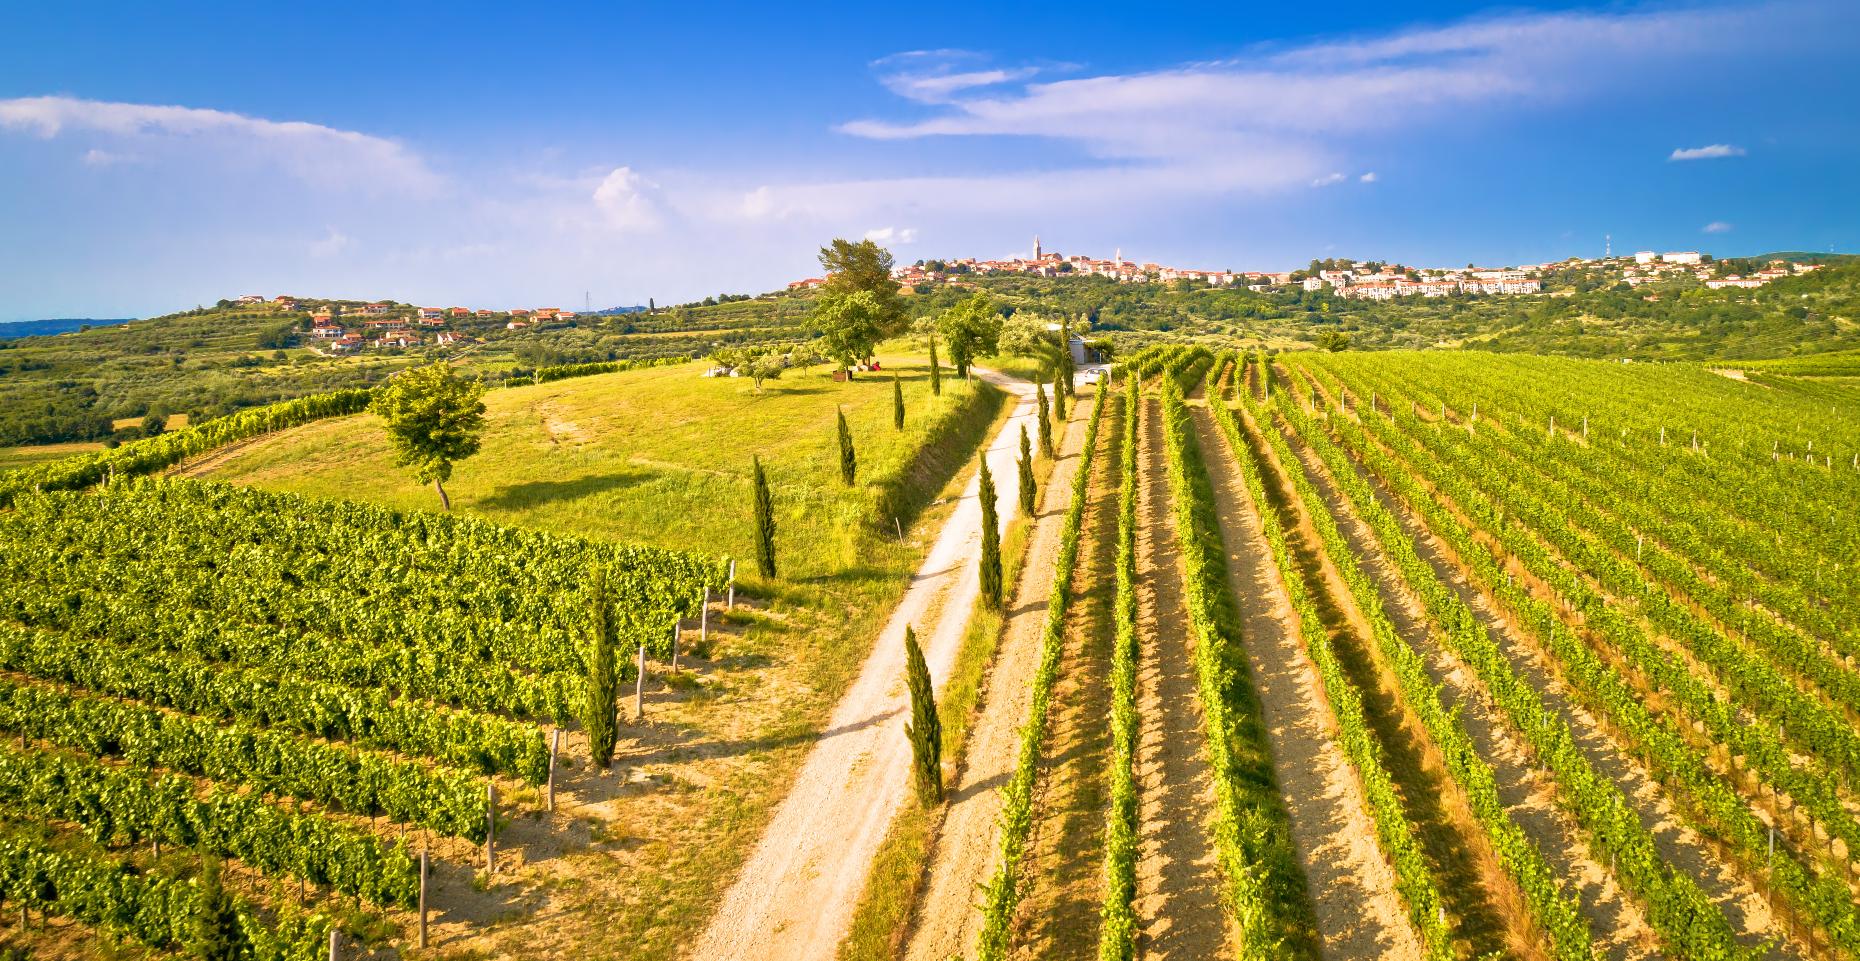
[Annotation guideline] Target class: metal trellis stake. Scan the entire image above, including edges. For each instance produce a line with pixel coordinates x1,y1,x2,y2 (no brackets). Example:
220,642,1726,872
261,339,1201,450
700,587,710,648
418,847,429,948
726,560,736,610
547,728,560,812
635,642,646,719
485,784,497,873
670,615,680,673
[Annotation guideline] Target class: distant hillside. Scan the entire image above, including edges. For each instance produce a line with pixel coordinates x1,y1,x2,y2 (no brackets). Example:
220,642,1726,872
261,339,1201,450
0,317,132,340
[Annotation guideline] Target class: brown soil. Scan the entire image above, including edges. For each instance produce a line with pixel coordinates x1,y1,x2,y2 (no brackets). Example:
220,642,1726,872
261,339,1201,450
1011,395,1124,961
1185,402,1425,961
1280,418,1661,961
1341,422,1808,960
903,387,1093,961
1129,395,1230,959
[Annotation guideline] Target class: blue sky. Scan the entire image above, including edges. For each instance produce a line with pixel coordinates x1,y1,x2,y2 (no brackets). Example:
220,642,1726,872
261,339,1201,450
1,0,1856,321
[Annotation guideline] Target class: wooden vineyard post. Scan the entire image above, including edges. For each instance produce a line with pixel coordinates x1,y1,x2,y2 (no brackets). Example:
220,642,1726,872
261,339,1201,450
329,928,339,961
670,615,680,673
485,784,497,874
418,847,429,948
547,728,560,812
635,643,646,719
700,587,710,648
726,560,736,610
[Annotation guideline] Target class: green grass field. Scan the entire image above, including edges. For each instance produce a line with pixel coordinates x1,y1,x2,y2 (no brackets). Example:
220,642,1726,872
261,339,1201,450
0,439,103,473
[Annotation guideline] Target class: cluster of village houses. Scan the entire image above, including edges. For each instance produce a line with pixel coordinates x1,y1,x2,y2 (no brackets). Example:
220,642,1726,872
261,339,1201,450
1622,251,1821,291
789,238,1824,302
232,295,580,353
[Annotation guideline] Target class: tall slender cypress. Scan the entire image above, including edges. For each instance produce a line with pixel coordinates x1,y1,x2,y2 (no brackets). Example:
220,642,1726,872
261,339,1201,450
1036,384,1054,459
584,565,618,768
929,337,942,397
191,859,246,961
904,626,943,806
1052,368,1068,421
1017,425,1036,517
837,406,857,486
752,455,777,578
893,373,905,430
978,454,1002,610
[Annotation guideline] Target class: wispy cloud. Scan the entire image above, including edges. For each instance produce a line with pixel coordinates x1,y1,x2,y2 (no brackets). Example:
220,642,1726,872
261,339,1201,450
863,226,918,244
1703,220,1733,233
591,166,663,231
1670,143,1746,161
1311,172,1347,187
1359,171,1378,183
309,227,352,258
0,95,438,191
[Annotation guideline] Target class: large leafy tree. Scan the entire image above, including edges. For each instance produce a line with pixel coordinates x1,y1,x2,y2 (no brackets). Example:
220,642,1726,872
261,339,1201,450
370,363,487,510
810,290,886,373
819,238,904,330
938,293,1003,379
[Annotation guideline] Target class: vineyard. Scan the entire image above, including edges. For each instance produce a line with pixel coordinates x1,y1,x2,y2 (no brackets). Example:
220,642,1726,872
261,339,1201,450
0,473,725,957
6,343,1860,961
908,347,1860,961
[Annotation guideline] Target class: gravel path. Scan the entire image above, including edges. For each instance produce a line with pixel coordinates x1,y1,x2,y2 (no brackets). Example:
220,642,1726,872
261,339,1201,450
690,368,1041,961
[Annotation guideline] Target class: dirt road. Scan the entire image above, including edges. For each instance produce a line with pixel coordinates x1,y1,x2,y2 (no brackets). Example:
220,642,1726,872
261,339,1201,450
690,368,1044,961
902,386,1091,961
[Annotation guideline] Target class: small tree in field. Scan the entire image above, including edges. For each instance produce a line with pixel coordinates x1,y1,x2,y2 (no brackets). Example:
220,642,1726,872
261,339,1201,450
191,859,246,961
142,412,168,437
904,626,943,806
1017,425,1036,517
1036,384,1054,459
752,456,777,578
937,293,1003,379
837,407,857,486
1052,368,1067,421
371,363,487,510
929,337,942,396
584,565,618,768
978,454,1002,610
893,373,905,430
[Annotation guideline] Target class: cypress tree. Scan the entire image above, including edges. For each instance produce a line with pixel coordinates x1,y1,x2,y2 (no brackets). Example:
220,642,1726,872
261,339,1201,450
1052,368,1068,421
191,859,247,961
893,373,905,430
837,407,857,486
1017,425,1036,517
753,455,777,578
978,454,1002,610
904,626,943,806
584,565,618,768
1036,384,1054,459
929,337,942,396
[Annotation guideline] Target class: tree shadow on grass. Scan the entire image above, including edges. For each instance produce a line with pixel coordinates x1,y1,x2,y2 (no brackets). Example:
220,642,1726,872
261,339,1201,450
476,468,656,510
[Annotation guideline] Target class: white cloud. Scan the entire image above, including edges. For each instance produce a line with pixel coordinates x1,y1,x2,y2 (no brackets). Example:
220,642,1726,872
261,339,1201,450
309,227,351,258
1359,171,1378,183
1670,143,1746,161
863,226,918,244
80,147,132,167
0,95,437,191
1703,220,1733,233
591,166,663,231
1311,172,1347,187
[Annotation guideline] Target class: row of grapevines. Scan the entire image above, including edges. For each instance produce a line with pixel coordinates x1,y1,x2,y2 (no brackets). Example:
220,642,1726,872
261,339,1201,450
4,479,717,678
0,620,550,784
0,679,487,841
1320,380,1859,957
535,354,690,383
0,570,578,723
1098,379,1141,960
0,388,373,507
1235,391,1595,961
973,380,1110,960
1198,378,1452,960
0,743,417,907
1272,382,1747,960
1156,376,1328,959
1334,373,1860,861
0,825,333,961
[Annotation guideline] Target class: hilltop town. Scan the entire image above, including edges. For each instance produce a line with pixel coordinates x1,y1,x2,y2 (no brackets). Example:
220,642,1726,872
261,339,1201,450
786,238,1824,303
226,294,581,354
